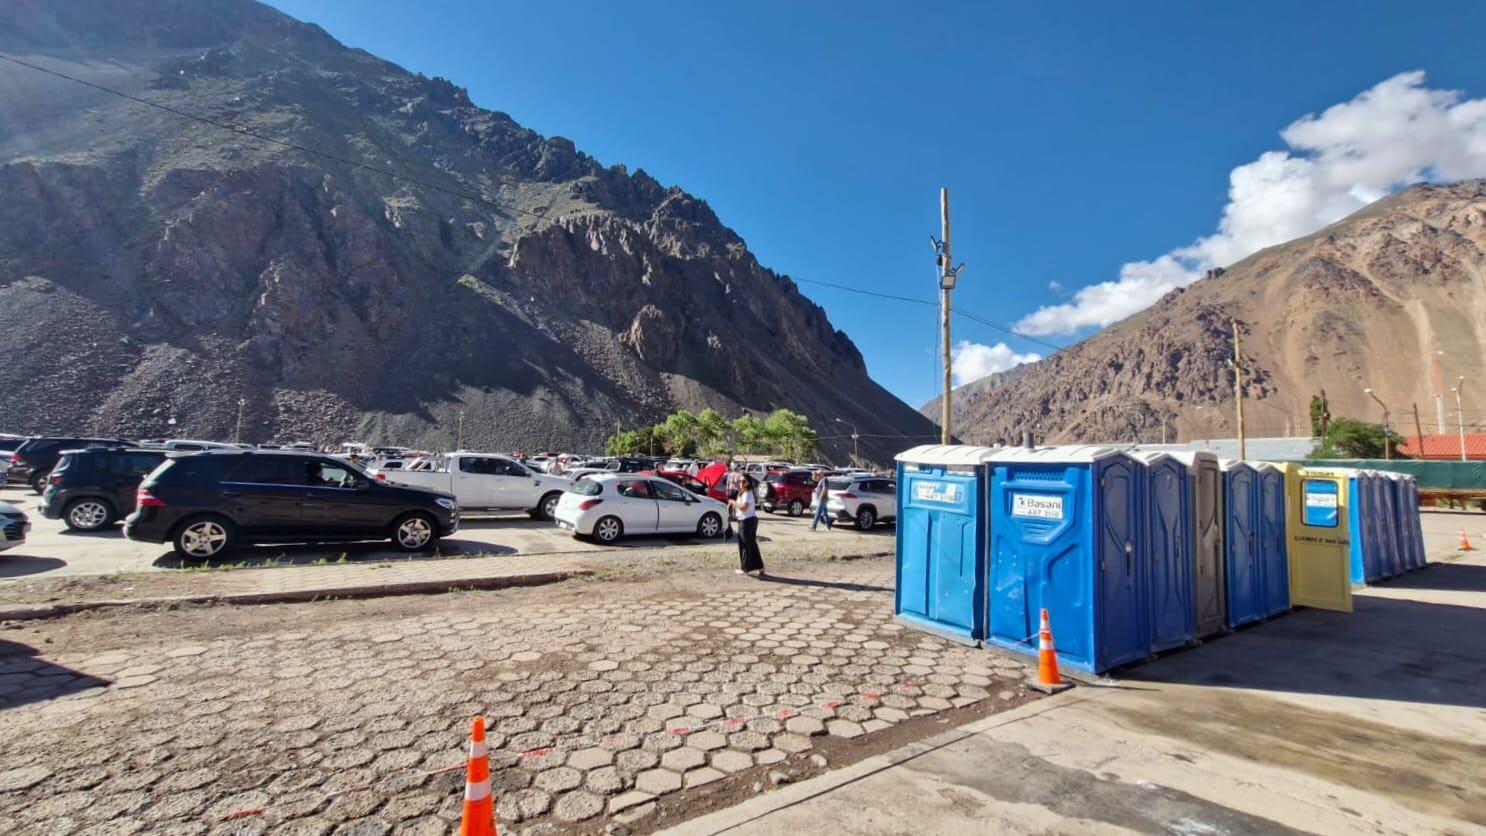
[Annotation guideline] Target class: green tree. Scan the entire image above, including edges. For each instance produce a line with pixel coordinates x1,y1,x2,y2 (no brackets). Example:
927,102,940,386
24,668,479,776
695,408,729,457
731,414,766,455
1310,416,1400,459
1308,394,1330,437
656,410,700,457
605,429,644,456
762,409,818,462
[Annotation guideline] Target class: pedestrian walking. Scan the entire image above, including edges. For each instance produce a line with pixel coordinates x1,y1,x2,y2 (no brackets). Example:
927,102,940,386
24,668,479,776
810,475,833,531
729,474,765,577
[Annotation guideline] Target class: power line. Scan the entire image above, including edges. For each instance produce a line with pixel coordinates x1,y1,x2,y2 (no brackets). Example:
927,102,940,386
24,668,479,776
791,277,1062,352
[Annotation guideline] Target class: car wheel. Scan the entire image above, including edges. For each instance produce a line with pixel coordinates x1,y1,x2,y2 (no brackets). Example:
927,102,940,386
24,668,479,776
855,506,877,531
64,498,114,532
788,499,804,517
537,492,562,521
29,470,49,494
593,515,624,544
697,512,723,539
392,513,438,552
173,516,235,561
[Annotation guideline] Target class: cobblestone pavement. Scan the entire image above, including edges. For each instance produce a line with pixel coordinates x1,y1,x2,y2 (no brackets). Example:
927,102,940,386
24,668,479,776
0,558,1034,834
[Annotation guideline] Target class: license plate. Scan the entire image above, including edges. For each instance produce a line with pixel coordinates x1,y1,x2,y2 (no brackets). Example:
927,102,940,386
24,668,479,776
557,520,574,531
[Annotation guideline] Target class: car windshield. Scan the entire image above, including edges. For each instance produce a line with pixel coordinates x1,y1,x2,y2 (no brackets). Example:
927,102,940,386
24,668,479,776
568,480,601,496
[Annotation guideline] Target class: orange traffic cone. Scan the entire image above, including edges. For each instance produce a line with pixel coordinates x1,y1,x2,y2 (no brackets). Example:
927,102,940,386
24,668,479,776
1028,608,1073,694
1461,530,1475,551
460,716,497,836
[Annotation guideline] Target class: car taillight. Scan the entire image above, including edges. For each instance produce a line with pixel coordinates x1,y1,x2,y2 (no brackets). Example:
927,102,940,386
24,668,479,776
578,499,603,511
49,473,62,486
10,455,24,467
136,488,166,507
375,472,386,480
838,492,857,499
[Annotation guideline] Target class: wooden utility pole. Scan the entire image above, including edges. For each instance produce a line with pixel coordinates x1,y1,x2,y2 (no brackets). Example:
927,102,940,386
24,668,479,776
938,188,954,445
1233,320,1246,460
1411,402,1425,459
1318,389,1330,441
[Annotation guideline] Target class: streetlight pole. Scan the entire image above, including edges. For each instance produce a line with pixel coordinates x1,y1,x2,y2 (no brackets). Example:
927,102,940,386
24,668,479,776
835,418,860,463
1365,388,1391,461
1455,377,1467,461
235,398,246,444
933,188,964,446
456,410,465,451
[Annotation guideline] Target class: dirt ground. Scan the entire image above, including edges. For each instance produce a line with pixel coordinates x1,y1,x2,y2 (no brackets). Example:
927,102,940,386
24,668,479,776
0,554,1039,835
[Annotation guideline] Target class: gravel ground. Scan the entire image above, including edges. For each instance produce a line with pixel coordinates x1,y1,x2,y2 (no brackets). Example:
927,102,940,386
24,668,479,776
0,556,1039,835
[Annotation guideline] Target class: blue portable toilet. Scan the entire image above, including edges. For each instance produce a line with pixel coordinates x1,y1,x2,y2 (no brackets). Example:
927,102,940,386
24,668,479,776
985,445,1149,675
1168,451,1226,638
1347,469,1386,584
1408,476,1428,570
1254,463,1291,618
1221,460,1264,629
894,445,995,644
1377,472,1402,577
1129,451,1195,652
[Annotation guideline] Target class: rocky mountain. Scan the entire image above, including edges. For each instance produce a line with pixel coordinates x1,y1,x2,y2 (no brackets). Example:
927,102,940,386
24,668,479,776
927,181,1486,446
0,0,936,462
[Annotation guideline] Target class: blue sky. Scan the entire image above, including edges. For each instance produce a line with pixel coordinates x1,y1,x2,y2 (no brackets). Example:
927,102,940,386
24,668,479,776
270,0,1486,407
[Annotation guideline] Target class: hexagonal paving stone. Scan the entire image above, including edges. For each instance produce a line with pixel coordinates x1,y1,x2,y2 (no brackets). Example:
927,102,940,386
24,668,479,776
534,766,583,793
826,720,864,739
727,731,769,752
785,716,825,736
773,733,812,754
684,767,725,788
609,790,655,815
755,749,787,765
688,731,727,751
553,790,605,822
566,748,613,771
709,750,753,774
661,747,706,772
615,750,659,773
585,766,631,796
635,768,682,795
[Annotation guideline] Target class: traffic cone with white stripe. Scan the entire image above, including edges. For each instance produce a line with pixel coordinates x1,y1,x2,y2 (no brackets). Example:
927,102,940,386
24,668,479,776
460,716,496,836
1460,529,1474,551
1027,608,1073,694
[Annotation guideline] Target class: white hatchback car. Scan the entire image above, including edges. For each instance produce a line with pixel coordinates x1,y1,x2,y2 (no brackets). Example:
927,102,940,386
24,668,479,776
554,473,728,544
0,500,30,552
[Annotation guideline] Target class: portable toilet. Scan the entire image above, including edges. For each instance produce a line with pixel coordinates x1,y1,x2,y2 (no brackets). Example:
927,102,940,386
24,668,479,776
1396,474,1423,571
1253,463,1290,618
985,446,1149,674
894,445,995,644
1128,451,1195,652
1221,460,1264,628
1377,472,1402,577
1347,470,1385,584
1404,476,1427,570
1272,463,1353,613
1169,451,1225,638
895,445,995,643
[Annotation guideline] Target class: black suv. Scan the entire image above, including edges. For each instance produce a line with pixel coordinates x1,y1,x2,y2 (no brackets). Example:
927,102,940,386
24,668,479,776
124,450,459,560
41,448,169,531
8,437,135,493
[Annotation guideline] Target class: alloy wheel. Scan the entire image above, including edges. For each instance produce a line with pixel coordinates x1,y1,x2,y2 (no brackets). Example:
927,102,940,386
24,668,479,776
68,501,110,530
397,517,433,549
182,521,228,557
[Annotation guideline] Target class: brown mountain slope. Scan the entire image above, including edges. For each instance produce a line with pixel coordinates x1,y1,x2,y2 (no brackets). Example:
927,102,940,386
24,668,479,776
928,181,1486,445
0,0,936,461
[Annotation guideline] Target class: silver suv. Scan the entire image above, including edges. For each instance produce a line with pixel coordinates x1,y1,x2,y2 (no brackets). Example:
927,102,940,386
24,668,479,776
824,475,897,530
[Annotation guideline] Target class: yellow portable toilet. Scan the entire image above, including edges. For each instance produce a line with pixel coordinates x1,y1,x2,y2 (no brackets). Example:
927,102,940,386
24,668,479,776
1270,463,1353,612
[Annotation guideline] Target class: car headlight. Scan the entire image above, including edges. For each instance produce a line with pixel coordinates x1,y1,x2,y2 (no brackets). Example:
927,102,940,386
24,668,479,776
435,498,457,510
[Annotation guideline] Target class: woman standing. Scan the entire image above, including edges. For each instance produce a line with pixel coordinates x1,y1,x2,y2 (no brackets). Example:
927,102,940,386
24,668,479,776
730,474,766,577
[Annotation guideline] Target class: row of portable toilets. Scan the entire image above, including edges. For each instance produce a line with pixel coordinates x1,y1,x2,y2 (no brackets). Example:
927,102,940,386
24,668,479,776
893,445,1429,675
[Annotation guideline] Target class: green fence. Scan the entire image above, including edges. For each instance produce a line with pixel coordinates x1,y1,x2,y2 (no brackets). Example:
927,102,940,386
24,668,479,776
1293,459,1486,490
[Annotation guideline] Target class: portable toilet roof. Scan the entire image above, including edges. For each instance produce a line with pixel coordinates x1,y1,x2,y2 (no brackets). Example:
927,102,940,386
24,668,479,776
1126,449,1175,465
983,444,1125,464
895,445,997,466
1164,449,1217,469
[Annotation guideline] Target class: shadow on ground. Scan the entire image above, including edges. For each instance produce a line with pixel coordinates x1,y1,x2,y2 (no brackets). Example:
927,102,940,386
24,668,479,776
0,556,66,579
149,538,517,570
1120,561,1486,709
760,573,893,593
0,640,110,710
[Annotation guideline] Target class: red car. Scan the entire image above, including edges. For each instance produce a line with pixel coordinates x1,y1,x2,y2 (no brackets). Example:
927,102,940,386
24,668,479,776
761,469,819,516
648,469,729,502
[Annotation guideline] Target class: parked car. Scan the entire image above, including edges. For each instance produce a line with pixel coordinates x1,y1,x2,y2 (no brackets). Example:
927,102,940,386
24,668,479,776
0,501,28,552
554,473,727,544
124,450,458,560
155,439,235,451
9,437,135,493
824,475,898,530
0,433,26,453
370,452,571,519
40,447,169,531
761,469,820,516
648,468,729,502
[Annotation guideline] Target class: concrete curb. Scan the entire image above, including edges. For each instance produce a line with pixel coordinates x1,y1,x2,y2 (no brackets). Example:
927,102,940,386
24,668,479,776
0,569,591,622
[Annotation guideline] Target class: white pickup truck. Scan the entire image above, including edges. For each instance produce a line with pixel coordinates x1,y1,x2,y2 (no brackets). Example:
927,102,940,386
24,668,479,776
371,452,571,518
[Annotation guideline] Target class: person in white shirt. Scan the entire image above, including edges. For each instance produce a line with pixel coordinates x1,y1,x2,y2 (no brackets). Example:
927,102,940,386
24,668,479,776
729,475,765,577
686,460,701,478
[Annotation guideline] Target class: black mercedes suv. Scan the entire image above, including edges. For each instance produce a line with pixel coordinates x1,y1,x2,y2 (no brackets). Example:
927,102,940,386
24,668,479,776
124,450,459,560
42,447,169,531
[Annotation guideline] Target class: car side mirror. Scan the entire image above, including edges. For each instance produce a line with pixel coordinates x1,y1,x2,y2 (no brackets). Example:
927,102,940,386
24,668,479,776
355,479,371,491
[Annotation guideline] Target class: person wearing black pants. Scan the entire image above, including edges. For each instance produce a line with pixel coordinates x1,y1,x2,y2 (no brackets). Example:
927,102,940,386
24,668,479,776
730,475,765,577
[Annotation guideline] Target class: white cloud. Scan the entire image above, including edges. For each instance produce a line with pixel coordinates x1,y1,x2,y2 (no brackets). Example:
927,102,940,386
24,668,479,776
951,341,1041,386
1015,71,1486,337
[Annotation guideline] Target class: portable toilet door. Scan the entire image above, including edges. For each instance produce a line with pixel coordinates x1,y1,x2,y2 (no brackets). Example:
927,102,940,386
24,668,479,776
1254,463,1290,618
1170,451,1225,638
1405,477,1427,570
1346,470,1379,585
1130,451,1195,652
1222,461,1263,628
1394,475,1420,571
1360,471,1386,582
1275,463,1354,613
985,446,1149,674
893,445,994,645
